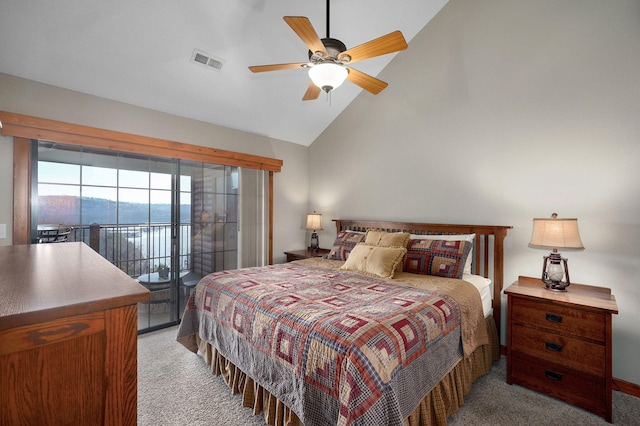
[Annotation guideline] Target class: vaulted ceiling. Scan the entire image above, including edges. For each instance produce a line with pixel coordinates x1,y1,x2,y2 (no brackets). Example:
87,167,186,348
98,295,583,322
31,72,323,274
0,0,447,146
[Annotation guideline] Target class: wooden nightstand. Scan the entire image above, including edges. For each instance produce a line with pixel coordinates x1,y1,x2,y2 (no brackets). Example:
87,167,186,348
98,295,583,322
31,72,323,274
284,248,330,262
505,276,618,422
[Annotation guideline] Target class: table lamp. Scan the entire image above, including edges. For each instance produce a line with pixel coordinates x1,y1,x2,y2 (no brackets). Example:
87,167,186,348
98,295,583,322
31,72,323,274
528,213,584,291
305,213,323,251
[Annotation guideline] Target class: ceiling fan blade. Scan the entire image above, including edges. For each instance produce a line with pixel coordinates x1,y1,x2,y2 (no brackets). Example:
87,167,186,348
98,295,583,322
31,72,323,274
339,31,408,64
346,67,388,95
283,16,328,56
248,62,307,73
302,81,321,101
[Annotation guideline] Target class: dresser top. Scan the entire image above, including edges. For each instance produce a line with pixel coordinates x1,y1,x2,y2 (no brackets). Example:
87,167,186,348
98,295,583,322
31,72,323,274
505,276,618,314
0,242,149,331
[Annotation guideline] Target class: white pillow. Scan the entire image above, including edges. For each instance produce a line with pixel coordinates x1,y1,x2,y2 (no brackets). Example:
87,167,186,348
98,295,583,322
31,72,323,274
462,273,492,316
409,233,475,274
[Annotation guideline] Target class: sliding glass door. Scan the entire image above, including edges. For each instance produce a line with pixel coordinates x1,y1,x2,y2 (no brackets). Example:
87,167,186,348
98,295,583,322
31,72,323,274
176,161,241,316
32,140,258,333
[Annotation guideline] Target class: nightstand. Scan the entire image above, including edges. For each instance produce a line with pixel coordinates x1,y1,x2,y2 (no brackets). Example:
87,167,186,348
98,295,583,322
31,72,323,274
505,276,618,422
284,248,330,262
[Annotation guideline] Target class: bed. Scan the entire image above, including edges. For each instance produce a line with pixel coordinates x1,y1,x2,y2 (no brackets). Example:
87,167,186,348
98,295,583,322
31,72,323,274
177,219,511,425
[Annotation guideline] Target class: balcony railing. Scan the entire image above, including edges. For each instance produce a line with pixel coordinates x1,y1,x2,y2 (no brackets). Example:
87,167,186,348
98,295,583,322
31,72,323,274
61,223,192,278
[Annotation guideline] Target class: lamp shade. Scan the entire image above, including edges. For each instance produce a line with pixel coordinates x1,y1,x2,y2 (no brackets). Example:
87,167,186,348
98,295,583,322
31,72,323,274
305,213,323,231
528,216,584,250
308,63,348,93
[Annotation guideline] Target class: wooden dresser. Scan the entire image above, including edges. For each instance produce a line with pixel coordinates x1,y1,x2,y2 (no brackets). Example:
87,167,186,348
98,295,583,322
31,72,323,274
505,276,618,422
0,242,149,425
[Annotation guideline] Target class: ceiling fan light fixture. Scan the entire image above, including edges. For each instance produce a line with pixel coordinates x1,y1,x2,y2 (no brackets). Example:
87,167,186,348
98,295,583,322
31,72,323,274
308,63,348,93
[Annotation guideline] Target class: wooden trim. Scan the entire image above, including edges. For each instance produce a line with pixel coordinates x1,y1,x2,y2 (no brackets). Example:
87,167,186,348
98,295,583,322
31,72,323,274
0,111,282,172
269,171,274,265
5,112,278,261
12,138,31,245
605,313,614,421
613,377,640,398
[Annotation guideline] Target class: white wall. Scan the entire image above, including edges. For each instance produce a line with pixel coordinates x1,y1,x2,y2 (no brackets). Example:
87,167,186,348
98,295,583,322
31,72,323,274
0,73,309,262
309,0,640,384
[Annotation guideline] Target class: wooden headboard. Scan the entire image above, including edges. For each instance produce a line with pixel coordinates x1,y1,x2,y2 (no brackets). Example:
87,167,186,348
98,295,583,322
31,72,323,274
334,219,512,336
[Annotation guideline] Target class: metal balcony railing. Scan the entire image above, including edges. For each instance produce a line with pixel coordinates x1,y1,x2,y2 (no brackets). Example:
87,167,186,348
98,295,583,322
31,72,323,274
61,223,192,278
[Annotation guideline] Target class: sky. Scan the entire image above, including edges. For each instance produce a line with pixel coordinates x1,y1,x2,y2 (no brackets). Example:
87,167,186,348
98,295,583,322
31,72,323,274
38,161,188,204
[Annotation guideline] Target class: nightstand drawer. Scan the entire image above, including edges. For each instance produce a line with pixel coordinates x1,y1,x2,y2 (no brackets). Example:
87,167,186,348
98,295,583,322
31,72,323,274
510,351,606,418
511,297,605,342
511,324,605,375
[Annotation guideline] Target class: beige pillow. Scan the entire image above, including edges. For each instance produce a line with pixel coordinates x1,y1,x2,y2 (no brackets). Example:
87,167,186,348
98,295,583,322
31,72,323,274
364,230,410,248
340,244,407,279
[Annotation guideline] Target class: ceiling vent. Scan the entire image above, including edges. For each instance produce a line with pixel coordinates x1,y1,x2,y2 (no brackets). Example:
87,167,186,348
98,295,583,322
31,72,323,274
190,49,224,71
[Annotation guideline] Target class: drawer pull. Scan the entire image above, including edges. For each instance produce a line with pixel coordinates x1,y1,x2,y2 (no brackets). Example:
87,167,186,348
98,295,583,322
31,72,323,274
545,342,563,352
545,370,563,381
545,313,563,323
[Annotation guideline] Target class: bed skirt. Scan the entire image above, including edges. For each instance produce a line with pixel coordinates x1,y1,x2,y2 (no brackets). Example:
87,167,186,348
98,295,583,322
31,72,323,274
195,315,500,426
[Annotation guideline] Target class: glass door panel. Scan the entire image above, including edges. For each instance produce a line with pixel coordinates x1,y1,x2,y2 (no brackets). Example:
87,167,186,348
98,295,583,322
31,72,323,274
135,159,172,329
177,161,239,315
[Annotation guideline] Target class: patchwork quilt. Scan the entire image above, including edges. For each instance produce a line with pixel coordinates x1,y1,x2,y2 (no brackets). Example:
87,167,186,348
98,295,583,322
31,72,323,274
177,262,471,426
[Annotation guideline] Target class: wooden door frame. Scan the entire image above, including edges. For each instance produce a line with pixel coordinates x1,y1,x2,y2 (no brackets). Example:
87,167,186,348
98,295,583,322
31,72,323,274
1,111,280,264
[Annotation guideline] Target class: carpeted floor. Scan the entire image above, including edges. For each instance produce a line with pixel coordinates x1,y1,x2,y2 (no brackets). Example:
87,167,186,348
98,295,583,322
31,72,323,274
138,326,640,425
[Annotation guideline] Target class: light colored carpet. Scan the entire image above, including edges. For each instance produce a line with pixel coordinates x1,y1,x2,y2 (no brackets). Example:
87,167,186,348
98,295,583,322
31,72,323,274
138,326,640,425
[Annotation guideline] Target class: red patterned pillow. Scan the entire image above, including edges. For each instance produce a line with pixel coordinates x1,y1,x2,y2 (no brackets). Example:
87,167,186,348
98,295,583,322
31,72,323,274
324,231,366,260
403,239,472,279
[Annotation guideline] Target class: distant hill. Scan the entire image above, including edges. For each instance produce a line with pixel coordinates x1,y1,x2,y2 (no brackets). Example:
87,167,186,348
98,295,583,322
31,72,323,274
38,195,191,225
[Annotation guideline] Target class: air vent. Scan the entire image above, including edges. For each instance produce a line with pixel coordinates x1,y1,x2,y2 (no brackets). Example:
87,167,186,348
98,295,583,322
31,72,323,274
190,49,224,71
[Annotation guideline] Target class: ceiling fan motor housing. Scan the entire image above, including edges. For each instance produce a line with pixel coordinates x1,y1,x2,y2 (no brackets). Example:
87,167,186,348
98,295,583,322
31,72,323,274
308,37,348,62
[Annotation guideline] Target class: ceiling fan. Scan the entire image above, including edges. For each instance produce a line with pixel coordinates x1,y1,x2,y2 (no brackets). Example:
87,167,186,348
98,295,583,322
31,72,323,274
248,0,408,101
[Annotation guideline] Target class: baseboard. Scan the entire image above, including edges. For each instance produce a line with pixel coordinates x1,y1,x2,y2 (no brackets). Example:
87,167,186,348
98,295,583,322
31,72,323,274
499,345,640,398
613,378,640,398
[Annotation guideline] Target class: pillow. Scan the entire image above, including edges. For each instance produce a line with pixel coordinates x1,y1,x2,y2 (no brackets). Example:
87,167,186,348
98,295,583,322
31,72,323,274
403,238,472,279
324,231,366,260
410,233,475,274
340,244,407,279
364,230,410,248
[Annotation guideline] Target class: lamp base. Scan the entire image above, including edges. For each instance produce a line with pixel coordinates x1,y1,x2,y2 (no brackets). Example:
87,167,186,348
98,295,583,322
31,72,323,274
541,251,571,291
310,231,319,252
544,280,569,292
